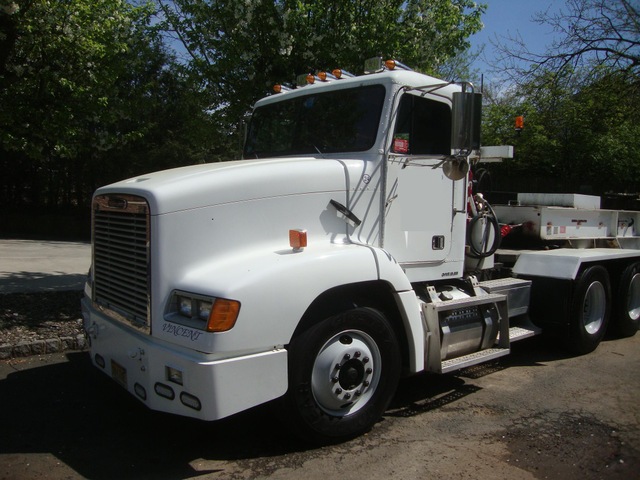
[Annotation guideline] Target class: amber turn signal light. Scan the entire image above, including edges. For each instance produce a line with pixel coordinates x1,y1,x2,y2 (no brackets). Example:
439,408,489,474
289,229,308,250
206,299,241,332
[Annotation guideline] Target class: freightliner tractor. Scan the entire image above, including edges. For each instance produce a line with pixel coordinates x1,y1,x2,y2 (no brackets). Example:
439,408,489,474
82,58,640,443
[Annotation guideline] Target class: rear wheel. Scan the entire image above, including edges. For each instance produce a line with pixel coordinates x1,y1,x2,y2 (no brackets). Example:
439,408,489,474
283,308,401,444
567,266,611,354
613,262,640,337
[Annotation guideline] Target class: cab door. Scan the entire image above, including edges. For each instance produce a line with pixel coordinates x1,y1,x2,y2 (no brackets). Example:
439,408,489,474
382,92,467,278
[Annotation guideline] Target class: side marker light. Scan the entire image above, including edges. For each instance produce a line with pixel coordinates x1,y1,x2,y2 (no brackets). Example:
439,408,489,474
289,229,308,251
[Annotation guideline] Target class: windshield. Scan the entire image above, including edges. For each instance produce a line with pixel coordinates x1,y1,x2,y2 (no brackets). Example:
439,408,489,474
244,84,385,158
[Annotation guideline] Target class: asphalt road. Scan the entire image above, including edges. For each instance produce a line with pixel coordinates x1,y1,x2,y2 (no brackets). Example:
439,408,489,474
0,239,90,293
1,334,639,480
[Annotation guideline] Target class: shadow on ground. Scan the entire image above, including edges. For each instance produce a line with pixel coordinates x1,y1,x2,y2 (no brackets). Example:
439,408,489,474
0,271,87,293
0,336,606,479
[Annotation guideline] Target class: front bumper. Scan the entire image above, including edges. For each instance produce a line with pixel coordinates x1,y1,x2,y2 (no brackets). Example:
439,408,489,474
81,297,288,421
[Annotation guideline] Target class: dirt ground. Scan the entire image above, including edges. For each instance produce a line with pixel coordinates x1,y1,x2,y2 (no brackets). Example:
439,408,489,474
1,333,638,480
1,291,83,347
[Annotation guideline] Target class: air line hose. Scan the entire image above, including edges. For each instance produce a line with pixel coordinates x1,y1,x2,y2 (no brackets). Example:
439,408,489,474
467,196,501,258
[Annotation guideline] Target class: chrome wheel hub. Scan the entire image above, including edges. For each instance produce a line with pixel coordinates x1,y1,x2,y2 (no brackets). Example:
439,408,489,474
582,281,606,334
627,273,640,321
311,330,382,416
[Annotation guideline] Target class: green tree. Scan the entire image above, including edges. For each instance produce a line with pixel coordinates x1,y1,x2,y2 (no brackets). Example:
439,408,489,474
0,0,213,212
482,71,640,195
158,0,486,157
1,0,141,206
481,0,640,197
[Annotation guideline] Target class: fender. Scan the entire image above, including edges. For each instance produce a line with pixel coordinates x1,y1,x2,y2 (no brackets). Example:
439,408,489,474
369,246,425,372
158,240,426,373
157,242,381,354
513,248,640,280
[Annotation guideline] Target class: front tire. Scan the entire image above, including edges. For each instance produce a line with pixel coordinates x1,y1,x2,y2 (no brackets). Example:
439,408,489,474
283,308,401,444
567,266,611,355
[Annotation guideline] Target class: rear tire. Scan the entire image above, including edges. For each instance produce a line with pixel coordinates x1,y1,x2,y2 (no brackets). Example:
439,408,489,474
283,308,401,444
613,262,640,337
567,266,611,355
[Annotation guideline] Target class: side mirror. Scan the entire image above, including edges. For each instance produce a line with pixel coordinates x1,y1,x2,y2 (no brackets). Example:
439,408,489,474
451,91,482,154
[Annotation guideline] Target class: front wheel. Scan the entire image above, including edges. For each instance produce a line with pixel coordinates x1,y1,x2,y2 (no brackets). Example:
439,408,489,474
567,266,611,355
283,308,401,444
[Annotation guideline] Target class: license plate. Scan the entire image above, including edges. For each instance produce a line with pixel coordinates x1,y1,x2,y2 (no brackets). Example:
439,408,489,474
111,360,128,388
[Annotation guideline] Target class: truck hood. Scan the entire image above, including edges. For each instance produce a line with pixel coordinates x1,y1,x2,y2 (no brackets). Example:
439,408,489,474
96,157,353,215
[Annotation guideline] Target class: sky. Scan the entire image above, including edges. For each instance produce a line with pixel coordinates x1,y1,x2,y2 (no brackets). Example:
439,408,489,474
469,0,564,78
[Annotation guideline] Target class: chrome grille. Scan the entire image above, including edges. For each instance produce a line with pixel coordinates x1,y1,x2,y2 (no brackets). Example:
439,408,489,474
92,194,150,330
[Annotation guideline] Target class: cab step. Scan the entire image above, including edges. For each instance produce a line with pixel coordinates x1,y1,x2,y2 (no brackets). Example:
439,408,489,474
441,347,510,374
507,324,541,342
440,325,540,374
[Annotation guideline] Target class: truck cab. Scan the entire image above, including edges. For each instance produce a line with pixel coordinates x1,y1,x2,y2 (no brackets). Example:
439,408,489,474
82,58,639,444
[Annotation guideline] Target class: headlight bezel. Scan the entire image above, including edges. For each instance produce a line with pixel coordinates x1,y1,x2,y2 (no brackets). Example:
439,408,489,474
165,290,240,332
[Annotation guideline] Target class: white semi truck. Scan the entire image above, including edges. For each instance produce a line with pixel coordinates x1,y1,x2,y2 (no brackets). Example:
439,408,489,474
81,58,640,443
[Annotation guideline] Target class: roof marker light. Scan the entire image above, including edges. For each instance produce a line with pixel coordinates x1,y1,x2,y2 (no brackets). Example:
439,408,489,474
273,84,292,93
317,71,335,82
332,69,355,79
385,59,412,71
317,71,338,82
295,73,320,85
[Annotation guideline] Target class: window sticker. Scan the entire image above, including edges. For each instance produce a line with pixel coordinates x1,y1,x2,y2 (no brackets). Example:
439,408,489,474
393,135,409,154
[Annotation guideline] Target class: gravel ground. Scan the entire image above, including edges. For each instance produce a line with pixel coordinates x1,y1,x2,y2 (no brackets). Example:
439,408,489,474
0,291,84,355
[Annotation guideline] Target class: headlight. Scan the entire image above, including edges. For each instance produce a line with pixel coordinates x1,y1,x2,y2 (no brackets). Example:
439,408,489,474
196,299,212,321
177,295,193,317
166,291,240,332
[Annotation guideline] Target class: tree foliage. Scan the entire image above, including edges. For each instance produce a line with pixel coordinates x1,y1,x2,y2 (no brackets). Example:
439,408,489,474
0,0,485,224
480,0,640,196
158,0,485,145
482,71,640,195
0,0,213,212
161,0,485,77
